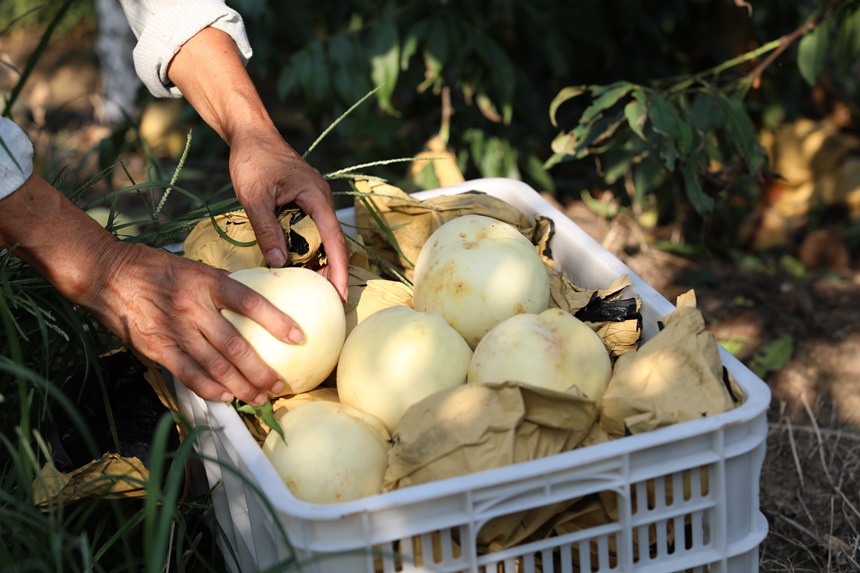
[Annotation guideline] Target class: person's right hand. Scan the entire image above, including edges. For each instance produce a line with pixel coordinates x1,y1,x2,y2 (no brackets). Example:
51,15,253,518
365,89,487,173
78,240,300,406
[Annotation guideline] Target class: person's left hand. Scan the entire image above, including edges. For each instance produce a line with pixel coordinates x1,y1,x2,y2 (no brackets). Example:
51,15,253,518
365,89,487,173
228,128,349,300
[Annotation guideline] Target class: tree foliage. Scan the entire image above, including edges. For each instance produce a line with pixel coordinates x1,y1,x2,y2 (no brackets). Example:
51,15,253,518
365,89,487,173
229,0,860,245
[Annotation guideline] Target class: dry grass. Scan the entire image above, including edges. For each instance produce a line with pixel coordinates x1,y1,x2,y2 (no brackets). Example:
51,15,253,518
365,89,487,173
759,395,860,572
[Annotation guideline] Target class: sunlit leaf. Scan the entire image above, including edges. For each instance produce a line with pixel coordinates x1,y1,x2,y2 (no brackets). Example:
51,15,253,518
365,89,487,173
549,86,588,127
579,82,634,126
476,92,503,123
368,16,400,114
624,90,648,140
550,111,625,159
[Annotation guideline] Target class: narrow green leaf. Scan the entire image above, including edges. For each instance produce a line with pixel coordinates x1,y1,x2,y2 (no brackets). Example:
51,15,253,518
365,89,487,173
579,82,634,126
798,19,831,86
368,17,400,114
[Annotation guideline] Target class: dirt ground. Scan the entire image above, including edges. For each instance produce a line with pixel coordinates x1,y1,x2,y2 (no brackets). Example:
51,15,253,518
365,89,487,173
6,24,860,572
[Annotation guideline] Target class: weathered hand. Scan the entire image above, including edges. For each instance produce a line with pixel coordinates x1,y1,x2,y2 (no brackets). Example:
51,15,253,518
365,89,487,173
164,26,349,300
228,130,349,299
81,241,300,405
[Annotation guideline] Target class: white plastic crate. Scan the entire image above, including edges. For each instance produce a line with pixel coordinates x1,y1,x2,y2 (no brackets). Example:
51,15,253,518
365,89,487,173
174,178,770,573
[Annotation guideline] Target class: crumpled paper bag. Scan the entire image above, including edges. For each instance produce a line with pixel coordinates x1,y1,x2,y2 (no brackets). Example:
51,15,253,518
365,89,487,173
353,179,549,281
600,291,742,439
182,209,324,271
33,453,150,507
33,349,185,508
548,273,642,357
344,265,413,336
382,381,598,550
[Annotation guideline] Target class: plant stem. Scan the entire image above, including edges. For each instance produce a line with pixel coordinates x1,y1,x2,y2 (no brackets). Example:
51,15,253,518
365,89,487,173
748,0,843,89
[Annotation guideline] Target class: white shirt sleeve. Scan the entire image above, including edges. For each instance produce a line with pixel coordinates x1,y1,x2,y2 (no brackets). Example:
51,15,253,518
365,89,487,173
0,117,34,201
117,0,253,99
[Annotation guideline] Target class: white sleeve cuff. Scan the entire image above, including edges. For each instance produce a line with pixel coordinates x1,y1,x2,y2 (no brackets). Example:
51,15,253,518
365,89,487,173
0,117,34,201
125,1,253,99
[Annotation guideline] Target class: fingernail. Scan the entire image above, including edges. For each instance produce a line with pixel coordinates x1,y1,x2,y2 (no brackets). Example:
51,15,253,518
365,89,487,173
220,392,233,403
266,248,286,268
253,392,268,406
270,380,285,395
288,326,304,344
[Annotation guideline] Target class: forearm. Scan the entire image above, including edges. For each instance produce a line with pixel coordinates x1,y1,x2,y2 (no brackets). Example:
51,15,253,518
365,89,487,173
0,174,119,305
166,27,283,148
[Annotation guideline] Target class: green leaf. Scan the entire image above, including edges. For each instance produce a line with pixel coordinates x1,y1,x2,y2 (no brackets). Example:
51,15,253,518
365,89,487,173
368,16,400,115
234,400,284,440
719,94,765,173
300,42,330,112
690,90,725,133
649,92,691,170
835,4,860,74
550,111,624,159
632,154,667,206
328,35,368,108
579,82,634,127
473,31,516,124
624,90,648,140
277,50,306,100
681,160,714,215
549,86,588,127
749,333,794,379
400,19,429,71
798,19,831,86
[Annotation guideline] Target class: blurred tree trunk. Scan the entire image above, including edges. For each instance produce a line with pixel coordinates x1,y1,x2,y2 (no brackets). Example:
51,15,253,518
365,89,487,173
94,0,139,126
